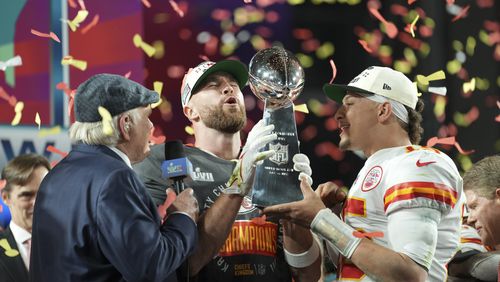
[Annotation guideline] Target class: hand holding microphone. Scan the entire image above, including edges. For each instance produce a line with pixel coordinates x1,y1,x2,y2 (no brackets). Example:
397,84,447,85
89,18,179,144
161,140,192,194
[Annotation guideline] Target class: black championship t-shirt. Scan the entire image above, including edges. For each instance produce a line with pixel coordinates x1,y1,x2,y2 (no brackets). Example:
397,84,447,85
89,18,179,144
134,144,292,282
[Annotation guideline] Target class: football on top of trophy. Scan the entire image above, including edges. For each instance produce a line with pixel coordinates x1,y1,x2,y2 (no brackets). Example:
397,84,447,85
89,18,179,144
248,46,305,108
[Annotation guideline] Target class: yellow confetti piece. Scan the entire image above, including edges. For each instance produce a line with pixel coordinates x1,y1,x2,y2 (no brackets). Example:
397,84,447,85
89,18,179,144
478,30,491,46
61,55,87,71
433,96,446,119
293,103,309,114
133,34,156,57
153,81,163,94
462,78,476,93
447,60,462,74
0,239,19,257
151,97,163,109
35,112,41,130
379,45,392,57
413,81,422,97
409,14,419,38
296,53,313,68
185,126,194,135
403,48,417,67
394,60,412,74
465,36,476,56
67,10,89,32
287,0,305,4
452,40,463,52
152,40,165,59
38,126,61,137
316,42,335,59
307,99,322,116
458,154,473,172
416,70,446,86
98,106,114,135
220,42,237,56
419,42,431,57
250,35,266,50
475,77,489,90
11,101,24,126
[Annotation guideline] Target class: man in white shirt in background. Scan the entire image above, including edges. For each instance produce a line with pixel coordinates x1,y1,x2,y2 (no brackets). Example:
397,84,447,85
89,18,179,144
0,154,50,282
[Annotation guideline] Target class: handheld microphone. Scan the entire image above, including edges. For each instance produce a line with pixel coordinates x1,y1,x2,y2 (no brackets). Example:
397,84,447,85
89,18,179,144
161,140,192,194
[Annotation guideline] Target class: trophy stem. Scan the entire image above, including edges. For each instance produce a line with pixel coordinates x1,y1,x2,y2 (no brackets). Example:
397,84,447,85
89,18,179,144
252,99,303,207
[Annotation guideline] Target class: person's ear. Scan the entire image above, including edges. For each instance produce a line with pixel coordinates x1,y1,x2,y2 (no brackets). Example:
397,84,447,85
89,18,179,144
1,190,10,206
495,187,500,201
378,102,392,122
183,103,200,122
119,114,132,140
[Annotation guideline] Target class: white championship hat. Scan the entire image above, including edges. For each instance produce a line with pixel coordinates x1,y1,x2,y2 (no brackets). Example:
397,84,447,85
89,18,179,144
180,60,248,107
323,66,418,109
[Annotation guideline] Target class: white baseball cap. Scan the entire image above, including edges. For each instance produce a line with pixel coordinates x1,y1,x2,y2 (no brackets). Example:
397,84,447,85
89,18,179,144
180,60,248,107
323,66,418,109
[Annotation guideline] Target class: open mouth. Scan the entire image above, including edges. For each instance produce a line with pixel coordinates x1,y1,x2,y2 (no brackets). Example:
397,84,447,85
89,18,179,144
224,97,237,105
339,124,350,135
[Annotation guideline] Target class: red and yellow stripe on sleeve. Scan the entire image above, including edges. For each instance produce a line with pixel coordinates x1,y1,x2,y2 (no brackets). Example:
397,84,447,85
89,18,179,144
384,182,458,212
460,237,483,245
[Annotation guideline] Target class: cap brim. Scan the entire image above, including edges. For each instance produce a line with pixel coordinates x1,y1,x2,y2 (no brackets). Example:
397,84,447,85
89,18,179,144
192,60,249,93
323,83,375,104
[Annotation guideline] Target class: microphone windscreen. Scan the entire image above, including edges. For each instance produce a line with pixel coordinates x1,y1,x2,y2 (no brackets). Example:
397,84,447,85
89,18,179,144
164,140,185,160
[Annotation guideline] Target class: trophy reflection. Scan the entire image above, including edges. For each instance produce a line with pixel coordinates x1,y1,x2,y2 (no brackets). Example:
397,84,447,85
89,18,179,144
248,46,305,207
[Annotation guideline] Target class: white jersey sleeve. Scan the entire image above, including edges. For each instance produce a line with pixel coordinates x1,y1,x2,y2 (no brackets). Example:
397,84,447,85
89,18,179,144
383,148,462,216
459,225,488,253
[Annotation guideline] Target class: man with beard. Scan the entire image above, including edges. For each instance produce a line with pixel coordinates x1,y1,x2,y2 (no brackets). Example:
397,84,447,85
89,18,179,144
135,60,321,281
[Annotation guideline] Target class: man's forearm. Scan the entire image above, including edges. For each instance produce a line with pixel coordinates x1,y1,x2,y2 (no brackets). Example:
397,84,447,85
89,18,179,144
350,239,427,282
283,221,322,282
187,193,243,275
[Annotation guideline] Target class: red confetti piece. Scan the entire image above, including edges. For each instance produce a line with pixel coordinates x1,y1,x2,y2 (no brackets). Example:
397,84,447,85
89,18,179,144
198,55,210,61
391,4,408,17
211,9,231,21
204,35,218,56
31,29,61,43
426,136,474,155
407,0,417,4
368,8,398,38
446,0,455,5
78,0,86,10
141,0,151,8
251,214,267,225
46,145,68,157
293,28,313,40
451,5,470,22
0,87,17,107
244,0,252,3
353,231,384,238
358,39,373,53
158,189,176,221
169,0,184,17
81,14,99,34
0,179,6,191
484,20,500,32
328,59,337,84
68,0,77,9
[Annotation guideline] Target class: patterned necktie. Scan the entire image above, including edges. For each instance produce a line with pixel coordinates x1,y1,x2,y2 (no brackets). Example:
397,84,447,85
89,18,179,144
23,238,31,269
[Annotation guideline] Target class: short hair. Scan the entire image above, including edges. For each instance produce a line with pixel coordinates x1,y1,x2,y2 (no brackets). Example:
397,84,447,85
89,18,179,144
1,154,51,194
69,108,140,146
463,155,500,199
396,99,424,144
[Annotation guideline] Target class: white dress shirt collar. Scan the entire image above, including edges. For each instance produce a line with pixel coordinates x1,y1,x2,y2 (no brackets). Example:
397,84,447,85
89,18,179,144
106,146,132,168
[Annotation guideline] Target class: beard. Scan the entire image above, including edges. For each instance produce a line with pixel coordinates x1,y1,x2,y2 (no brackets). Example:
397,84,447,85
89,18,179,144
200,102,246,134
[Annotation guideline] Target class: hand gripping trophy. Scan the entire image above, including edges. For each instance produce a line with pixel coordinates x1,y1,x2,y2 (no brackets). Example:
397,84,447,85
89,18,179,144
248,46,305,206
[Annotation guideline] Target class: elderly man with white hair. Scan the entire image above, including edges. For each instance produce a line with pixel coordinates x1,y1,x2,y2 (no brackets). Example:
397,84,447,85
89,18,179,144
30,74,199,282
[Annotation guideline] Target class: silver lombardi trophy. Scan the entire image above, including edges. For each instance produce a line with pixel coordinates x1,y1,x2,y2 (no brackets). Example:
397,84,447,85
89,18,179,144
248,46,305,207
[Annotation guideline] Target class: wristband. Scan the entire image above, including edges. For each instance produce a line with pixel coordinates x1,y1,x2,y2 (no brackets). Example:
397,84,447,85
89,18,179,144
284,234,321,268
310,208,361,259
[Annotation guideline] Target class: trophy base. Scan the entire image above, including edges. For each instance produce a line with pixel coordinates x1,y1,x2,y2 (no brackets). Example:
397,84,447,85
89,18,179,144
251,101,303,207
